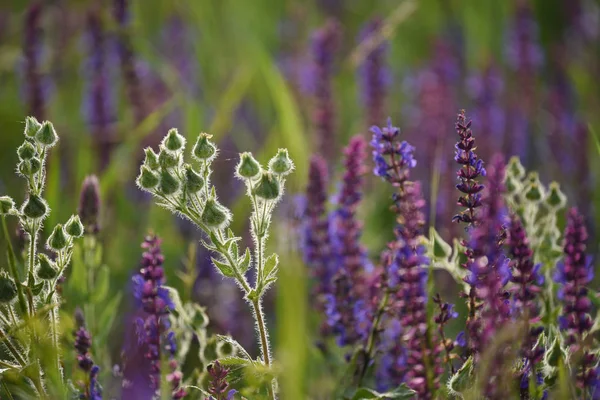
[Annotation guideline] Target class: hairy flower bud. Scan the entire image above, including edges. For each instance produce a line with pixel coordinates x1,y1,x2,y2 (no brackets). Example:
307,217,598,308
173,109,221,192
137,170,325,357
22,195,48,219
17,141,36,160
144,148,160,170
253,172,280,200
65,215,84,237
184,165,204,193
192,133,216,161
159,168,180,196
48,224,68,250
37,253,58,279
159,146,179,169
201,199,230,228
78,175,101,234
35,121,58,147
236,152,261,178
268,149,293,176
24,116,43,137
0,196,16,215
137,166,160,190
163,128,185,152
0,274,17,303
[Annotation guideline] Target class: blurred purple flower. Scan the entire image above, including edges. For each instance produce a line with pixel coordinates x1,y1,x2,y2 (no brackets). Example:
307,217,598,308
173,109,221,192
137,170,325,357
74,314,103,399
206,361,237,400
22,2,50,120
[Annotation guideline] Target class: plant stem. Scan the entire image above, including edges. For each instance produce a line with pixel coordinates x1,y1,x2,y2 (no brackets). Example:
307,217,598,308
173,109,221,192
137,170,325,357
0,327,27,366
357,289,389,385
1,217,28,316
252,298,275,400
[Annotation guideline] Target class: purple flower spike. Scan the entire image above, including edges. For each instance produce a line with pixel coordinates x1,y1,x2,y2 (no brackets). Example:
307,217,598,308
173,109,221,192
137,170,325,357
206,361,236,400
74,314,102,399
453,110,486,228
23,2,48,120
370,118,416,184
311,19,341,161
358,18,389,127
556,208,596,393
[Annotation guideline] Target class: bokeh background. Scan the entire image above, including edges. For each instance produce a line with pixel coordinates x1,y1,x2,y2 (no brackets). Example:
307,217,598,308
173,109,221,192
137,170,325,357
0,0,599,398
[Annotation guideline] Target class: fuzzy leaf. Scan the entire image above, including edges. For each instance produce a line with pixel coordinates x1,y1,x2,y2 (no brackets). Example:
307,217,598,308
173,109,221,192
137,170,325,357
351,384,416,399
90,265,110,303
448,357,474,398
238,248,251,274
430,227,452,259
31,281,44,296
212,257,236,278
263,254,278,279
216,335,253,361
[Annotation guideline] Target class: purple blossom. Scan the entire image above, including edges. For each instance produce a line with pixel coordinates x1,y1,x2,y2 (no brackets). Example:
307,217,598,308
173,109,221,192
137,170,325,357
358,17,389,127
311,19,341,161
370,118,416,184
452,110,486,227
131,235,185,399
206,361,237,400
433,294,458,374
74,316,102,399
555,208,597,393
23,2,49,120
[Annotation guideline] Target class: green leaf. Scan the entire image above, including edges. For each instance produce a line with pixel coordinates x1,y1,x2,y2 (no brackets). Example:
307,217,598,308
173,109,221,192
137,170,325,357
351,384,416,399
448,357,474,398
238,248,251,274
218,356,253,368
211,257,236,278
90,265,110,303
31,281,44,296
216,335,252,361
263,253,278,279
430,227,451,259
95,293,122,344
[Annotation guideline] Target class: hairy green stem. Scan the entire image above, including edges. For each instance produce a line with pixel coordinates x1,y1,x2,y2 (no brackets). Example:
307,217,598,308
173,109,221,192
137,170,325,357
252,298,274,399
1,217,28,315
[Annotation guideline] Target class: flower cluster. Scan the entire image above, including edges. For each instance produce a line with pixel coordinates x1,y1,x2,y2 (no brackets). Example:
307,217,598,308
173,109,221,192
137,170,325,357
370,118,416,186
206,361,237,400
74,311,102,400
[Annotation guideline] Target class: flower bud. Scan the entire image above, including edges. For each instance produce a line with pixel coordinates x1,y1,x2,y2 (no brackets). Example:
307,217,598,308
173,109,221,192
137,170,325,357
236,152,260,178
48,224,68,250
24,116,43,137
0,274,17,303
0,196,16,215
159,146,179,169
37,254,58,280
184,165,204,193
268,149,293,176
22,195,48,219
17,141,36,160
192,133,216,161
137,166,160,190
524,175,544,202
144,148,160,170
35,121,58,147
201,199,230,228
253,172,280,200
159,169,180,196
163,128,185,152
546,182,566,210
78,175,101,234
65,215,84,237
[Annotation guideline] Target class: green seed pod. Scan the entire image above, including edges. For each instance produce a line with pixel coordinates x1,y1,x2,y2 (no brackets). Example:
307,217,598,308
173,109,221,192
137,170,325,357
35,121,58,147
268,149,293,176
65,215,84,238
546,182,566,210
144,148,160,170
158,146,179,169
163,128,186,152
48,224,68,250
22,195,48,219
24,116,43,137
201,199,230,228
524,174,544,202
253,172,280,200
236,152,261,178
17,141,36,160
137,166,160,190
29,157,42,174
37,254,58,280
159,169,180,196
0,196,15,215
184,165,204,193
192,133,217,161
0,274,17,303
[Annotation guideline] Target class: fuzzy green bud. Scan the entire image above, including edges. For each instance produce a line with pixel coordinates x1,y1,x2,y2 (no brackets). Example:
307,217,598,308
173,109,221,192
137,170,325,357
268,149,293,175
184,165,204,193
524,178,544,202
17,141,36,160
158,146,179,169
144,148,160,170
48,224,69,250
37,254,58,280
236,152,261,178
193,133,217,161
546,182,566,210
25,116,43,137
65,215,84,237
35,121,58,147
163,128,186,152
159,168,180,196
0,274,17,303
137,166,160,190
201,199,230,228
0,196,16,215
22,195,48,219
253,172,280,200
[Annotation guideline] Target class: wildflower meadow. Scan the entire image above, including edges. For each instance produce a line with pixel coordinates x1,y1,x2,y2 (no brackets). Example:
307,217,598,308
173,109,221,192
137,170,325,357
0,1,599,399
